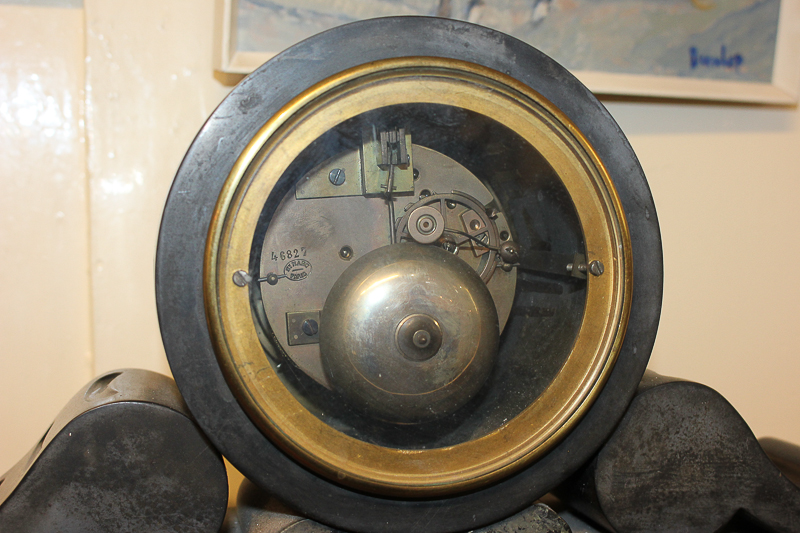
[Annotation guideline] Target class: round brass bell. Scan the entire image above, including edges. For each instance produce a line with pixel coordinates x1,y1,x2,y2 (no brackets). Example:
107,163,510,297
320,243,499,424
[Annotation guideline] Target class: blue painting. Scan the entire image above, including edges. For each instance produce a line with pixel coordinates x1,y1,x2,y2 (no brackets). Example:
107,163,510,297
236,0,781,83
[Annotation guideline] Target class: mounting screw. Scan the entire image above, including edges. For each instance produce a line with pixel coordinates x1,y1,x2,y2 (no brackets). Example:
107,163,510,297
301,319,319,337
499,241,520,264
329,168,346,186
264,273,279,285
589,260,605,276
232,270,251,287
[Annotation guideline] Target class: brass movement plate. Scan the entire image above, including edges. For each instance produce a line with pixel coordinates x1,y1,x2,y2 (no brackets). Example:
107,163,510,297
204,57,633,497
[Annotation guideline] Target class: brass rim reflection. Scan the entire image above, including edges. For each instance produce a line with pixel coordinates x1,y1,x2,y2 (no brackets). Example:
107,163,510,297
205,57,633,497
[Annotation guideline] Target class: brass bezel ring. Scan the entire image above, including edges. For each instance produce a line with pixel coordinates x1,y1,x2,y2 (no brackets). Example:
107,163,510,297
204,57,633,497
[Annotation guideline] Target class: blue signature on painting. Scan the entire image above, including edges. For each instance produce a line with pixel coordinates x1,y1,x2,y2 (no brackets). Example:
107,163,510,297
690,46,744,71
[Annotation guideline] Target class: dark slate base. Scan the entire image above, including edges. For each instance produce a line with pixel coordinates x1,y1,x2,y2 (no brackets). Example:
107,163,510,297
223,478,572,533
0,370,228,533
557,371,800,533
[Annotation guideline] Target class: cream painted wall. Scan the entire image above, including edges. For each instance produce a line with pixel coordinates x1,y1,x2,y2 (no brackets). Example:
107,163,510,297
84,0,231,375
0,0,232,474
0,0,798,480
0,4,93,477
607,100,800,443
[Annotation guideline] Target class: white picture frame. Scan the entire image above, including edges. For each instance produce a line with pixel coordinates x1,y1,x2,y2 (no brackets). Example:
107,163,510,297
214,0,800,104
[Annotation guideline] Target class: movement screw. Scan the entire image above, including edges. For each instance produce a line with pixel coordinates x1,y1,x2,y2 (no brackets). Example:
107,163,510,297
329,168,346,186
301,319,319,337
589,260,605,276
232,270,251,287
339,246,353,260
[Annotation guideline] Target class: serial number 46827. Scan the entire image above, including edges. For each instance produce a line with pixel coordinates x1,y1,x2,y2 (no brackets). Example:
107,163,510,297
270,248,307,261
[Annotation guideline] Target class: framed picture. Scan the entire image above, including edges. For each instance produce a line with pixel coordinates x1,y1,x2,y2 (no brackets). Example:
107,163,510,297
214,0,800,104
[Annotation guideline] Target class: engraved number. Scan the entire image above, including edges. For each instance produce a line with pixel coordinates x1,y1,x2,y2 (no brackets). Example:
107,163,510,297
271,248,306,261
